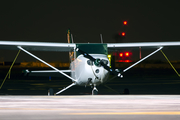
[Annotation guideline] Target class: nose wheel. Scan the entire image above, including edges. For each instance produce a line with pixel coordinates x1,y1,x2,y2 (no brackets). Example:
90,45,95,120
92,85,98,95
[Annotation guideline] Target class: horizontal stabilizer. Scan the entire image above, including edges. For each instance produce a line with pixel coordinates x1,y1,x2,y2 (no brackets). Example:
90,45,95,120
22,69,71,77
27,70,71,73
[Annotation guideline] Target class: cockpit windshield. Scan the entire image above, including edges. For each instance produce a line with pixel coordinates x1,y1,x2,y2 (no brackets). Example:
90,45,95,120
76,43,108,57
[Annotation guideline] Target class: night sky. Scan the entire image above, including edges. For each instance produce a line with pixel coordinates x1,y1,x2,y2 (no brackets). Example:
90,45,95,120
0,0,180,62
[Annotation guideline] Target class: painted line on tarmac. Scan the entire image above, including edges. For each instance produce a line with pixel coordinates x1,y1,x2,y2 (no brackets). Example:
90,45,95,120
1,107,180,115
0,108,141,112
65,112,180,115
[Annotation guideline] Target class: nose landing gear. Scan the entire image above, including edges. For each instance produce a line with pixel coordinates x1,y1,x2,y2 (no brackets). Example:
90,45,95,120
92,85,98,95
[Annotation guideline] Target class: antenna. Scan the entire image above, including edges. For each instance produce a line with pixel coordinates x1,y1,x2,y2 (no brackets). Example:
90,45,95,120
100,34,103,43
71,34,74,43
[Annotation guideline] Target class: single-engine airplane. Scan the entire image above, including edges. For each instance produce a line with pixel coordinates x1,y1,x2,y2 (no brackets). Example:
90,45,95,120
0,31,180,95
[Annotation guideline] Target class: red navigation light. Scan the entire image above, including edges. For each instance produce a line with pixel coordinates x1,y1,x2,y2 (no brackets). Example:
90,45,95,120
119,53,123,57
122,32,125,36
123,21,127,25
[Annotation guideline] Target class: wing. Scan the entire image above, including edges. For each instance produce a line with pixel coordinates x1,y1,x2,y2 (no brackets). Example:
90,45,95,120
1,41,180,51
0,41,76,51
107,41,180,49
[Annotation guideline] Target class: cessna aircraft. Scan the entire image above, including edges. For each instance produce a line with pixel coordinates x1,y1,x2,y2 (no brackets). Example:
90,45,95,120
0,32,180,95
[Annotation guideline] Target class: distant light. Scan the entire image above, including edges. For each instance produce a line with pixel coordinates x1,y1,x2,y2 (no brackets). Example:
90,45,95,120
125,52,129,56
119,53,123,57
113,52,117,56
125,60,130,62
118,60,132,62
123,21,127,25
122,32,125,36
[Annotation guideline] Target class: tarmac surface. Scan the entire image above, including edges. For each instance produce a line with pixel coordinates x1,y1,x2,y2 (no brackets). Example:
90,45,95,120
0,95,180,120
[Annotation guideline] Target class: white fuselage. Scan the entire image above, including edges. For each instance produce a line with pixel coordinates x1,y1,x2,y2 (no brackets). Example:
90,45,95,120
70,54,110,86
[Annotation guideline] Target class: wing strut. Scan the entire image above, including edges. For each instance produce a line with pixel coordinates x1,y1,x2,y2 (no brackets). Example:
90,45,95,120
160,50,180,77
17,46,77,83
0,49,21,89
123,47,163,73
56,83,76,94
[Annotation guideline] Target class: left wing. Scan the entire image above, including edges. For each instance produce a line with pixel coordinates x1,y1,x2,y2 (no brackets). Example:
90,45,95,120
0,41,76,51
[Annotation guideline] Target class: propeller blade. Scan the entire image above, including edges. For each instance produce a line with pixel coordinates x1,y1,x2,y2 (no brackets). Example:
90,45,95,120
76,48,96,61
100,61,122,77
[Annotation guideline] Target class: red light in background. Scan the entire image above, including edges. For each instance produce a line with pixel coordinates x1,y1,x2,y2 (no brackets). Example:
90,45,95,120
123,21,127,25
115,51,132,62
125,60,130,62
122,32,125,36
119,53,123,57
113,52,117,56
125,52,129,56
118,60,131,62
119,52,131,57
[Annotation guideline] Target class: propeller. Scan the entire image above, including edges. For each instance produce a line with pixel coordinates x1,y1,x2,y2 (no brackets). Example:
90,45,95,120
76,48,123,78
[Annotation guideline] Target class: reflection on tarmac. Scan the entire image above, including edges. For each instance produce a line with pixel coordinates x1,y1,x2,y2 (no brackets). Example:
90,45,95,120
0,95,180,120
